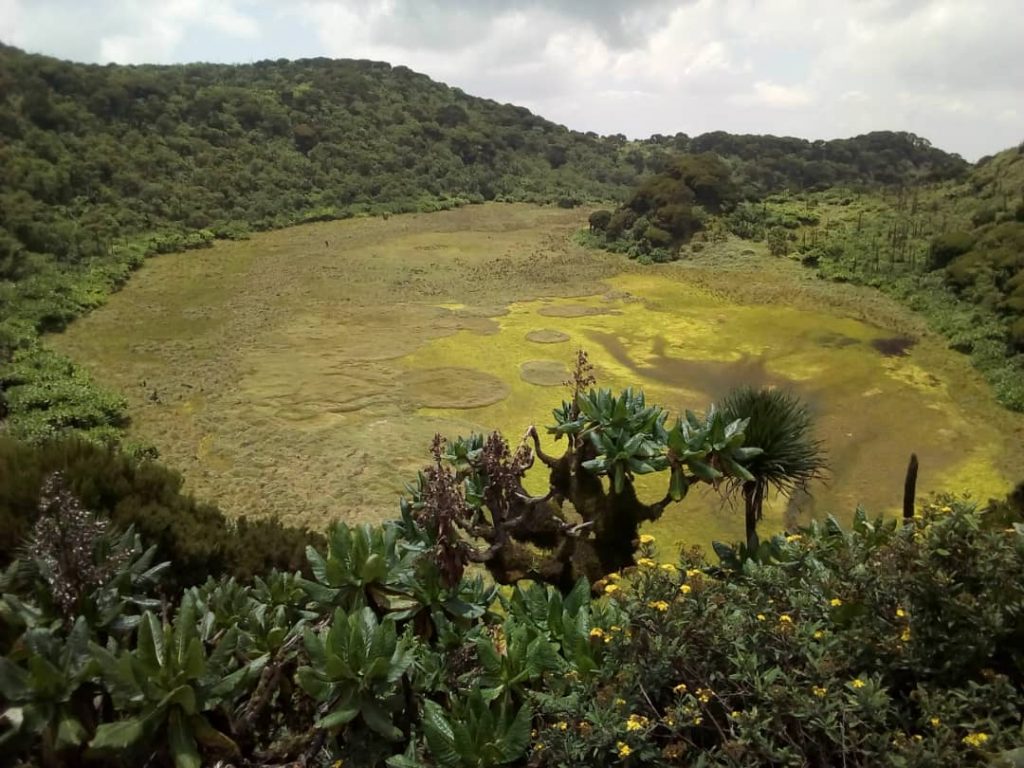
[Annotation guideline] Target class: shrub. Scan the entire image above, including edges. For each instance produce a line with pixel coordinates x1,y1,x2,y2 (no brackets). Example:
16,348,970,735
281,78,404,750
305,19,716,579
929,231,975,270
0,437,319,589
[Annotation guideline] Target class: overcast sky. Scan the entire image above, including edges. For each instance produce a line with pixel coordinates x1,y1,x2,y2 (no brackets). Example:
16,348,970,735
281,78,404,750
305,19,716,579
2,0,1021,160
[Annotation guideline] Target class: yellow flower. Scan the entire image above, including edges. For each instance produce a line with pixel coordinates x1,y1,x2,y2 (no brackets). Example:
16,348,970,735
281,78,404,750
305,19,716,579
779,614,793,624
851,678,866,689
693,715,704,725
896,607,906,618
756,613,766,622
901,627,911,642
730,710,742,719
940,505,952,513
930,717,941,728
962,732,989,748
812,686,827,698
590,627,605,639
679,584,692,595
605,583,620,595
660,563,678,573
637,557,656,568
686,568,702,578
607,571,622,581
813,630,825,640
664,715,676,727
648,600,670,612
672,682,688,695
617,741,632,757
639,533,656,545
331,761,343,768
785,534,803,543
830,598,842,607
615,698,626,707
610,625,622,633
557,721,568,731
696,688,712,704
625,714,649,731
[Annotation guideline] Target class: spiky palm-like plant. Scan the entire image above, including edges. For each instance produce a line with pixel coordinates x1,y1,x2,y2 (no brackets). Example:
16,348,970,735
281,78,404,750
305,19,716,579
718,387,827,552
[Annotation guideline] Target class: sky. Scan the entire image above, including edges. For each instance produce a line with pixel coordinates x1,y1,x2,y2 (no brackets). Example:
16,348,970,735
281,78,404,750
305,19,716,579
1,0,1021,161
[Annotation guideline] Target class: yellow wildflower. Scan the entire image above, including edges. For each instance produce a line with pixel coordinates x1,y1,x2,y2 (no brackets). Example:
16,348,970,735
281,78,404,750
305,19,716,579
813,630,825,640
615,698,626,707
913,734,923,742
672,682,688,695
693,715,704,725
785,534,803,543
617,741,632,757
331,761,343,768
639,533,656,545
812,686,827,698
664,715,676,727
779,614,793,624
696,688,712,704
756,613,766,621
901,626,911,642
851,678,866,689
830,598,842,607
648,600,670,612
610,625,622,633
896,607,906,618
930,717,941,728
607,571,622,581
940,505,952,513
962,732,989,748
625,714,649,731
686,568,702,578
590,627,605,639
605,583,620,595
730,710,742,719
637,557,656,568
557,721,568,731
660,563,678,573
679,584,692,595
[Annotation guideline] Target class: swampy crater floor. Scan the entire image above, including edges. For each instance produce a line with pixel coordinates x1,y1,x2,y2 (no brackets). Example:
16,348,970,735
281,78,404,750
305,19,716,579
52,204,1024,551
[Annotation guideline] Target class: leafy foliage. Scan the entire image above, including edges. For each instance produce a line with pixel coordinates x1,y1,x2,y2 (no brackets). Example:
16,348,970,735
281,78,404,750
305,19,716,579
0,437,320,589
1,427,1023,766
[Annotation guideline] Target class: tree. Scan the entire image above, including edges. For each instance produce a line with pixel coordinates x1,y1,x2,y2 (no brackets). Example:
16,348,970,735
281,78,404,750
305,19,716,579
718,387,827,552
406,351,781,593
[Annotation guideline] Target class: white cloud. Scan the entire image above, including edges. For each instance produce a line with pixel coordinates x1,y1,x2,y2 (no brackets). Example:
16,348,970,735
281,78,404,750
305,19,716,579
1,0,1022,159
734,81,813,108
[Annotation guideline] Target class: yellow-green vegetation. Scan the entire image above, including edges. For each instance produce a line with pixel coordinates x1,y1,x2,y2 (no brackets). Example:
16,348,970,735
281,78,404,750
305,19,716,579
52,204,1024,553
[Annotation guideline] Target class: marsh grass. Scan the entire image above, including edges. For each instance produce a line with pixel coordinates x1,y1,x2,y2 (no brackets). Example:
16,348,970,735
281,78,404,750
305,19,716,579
50,205,1024,552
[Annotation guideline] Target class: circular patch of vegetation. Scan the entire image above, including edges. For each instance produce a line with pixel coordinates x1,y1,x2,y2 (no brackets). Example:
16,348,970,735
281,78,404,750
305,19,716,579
519,360,569,387
538,304,614,318
525,329,570,344
404,368,510,409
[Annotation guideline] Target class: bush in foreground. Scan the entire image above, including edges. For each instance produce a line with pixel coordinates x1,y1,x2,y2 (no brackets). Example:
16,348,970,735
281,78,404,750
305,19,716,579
1,472,1022,766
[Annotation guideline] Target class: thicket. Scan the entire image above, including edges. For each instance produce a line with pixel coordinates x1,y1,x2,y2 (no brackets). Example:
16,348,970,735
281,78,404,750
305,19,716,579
585,154,739,262
1,430,1021,766
0,437,319,591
